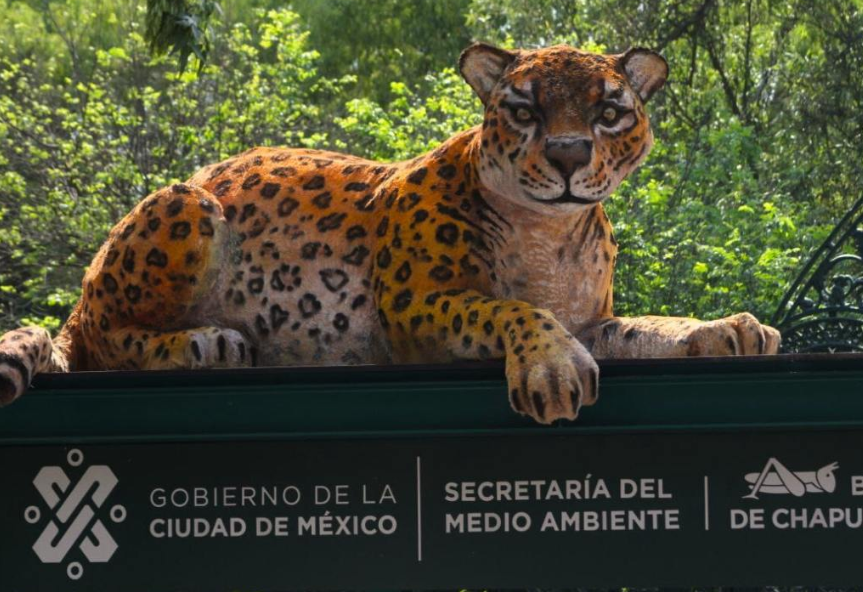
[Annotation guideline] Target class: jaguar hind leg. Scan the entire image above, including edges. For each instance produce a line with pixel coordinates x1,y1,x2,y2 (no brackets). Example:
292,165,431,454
80,182,245,371
104,326,253,370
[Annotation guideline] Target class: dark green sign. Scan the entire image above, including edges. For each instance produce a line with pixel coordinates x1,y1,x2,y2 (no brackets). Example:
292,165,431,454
1,355,863,590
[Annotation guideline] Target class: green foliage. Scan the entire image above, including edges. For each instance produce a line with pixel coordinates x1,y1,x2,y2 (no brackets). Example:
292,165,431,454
335,70,481,161
1,0,861,334
145,0,220,72
0,5,343,331
141,0,473,101
291,0,473,102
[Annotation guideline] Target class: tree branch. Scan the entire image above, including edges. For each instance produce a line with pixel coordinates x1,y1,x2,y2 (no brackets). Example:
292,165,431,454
656,0,716,51
741,0,753,117
703,30,742,120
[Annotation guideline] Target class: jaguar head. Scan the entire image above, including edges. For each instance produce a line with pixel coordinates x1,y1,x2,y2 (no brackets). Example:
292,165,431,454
460,43,667,213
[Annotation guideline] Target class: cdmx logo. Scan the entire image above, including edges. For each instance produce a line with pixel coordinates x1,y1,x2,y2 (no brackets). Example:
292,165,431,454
24,448,126,580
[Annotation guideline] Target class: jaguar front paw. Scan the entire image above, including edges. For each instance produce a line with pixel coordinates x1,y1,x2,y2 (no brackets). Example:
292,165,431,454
686,312,781,356
504,317,598,424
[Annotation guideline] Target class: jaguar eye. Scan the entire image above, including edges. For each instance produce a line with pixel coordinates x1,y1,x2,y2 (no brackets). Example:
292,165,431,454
515,108,533,123
602,107,618,122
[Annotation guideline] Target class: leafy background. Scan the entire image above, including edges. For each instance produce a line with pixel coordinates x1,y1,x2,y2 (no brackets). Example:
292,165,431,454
1,0,861,334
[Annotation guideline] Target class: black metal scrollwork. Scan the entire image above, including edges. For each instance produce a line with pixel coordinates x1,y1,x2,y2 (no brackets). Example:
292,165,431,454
771,196,863,353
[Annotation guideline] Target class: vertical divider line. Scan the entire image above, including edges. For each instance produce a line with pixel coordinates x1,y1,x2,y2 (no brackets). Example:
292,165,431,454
416,456,422,562
703,476,710,531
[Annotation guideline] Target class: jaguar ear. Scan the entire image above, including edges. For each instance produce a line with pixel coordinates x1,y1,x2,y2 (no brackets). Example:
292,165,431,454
619,48,668,102
459,42,517,105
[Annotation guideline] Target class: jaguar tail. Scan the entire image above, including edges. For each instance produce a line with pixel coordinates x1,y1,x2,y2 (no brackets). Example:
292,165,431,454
0,301,84,405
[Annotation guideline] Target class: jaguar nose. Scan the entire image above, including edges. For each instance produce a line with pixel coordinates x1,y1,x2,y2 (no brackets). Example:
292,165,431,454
545,136,593,180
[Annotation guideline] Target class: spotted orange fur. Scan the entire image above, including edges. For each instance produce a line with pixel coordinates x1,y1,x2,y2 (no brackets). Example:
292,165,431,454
0,43,780,422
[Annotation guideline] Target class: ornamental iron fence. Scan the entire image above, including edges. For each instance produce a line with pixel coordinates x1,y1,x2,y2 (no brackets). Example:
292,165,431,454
771,195,863,353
